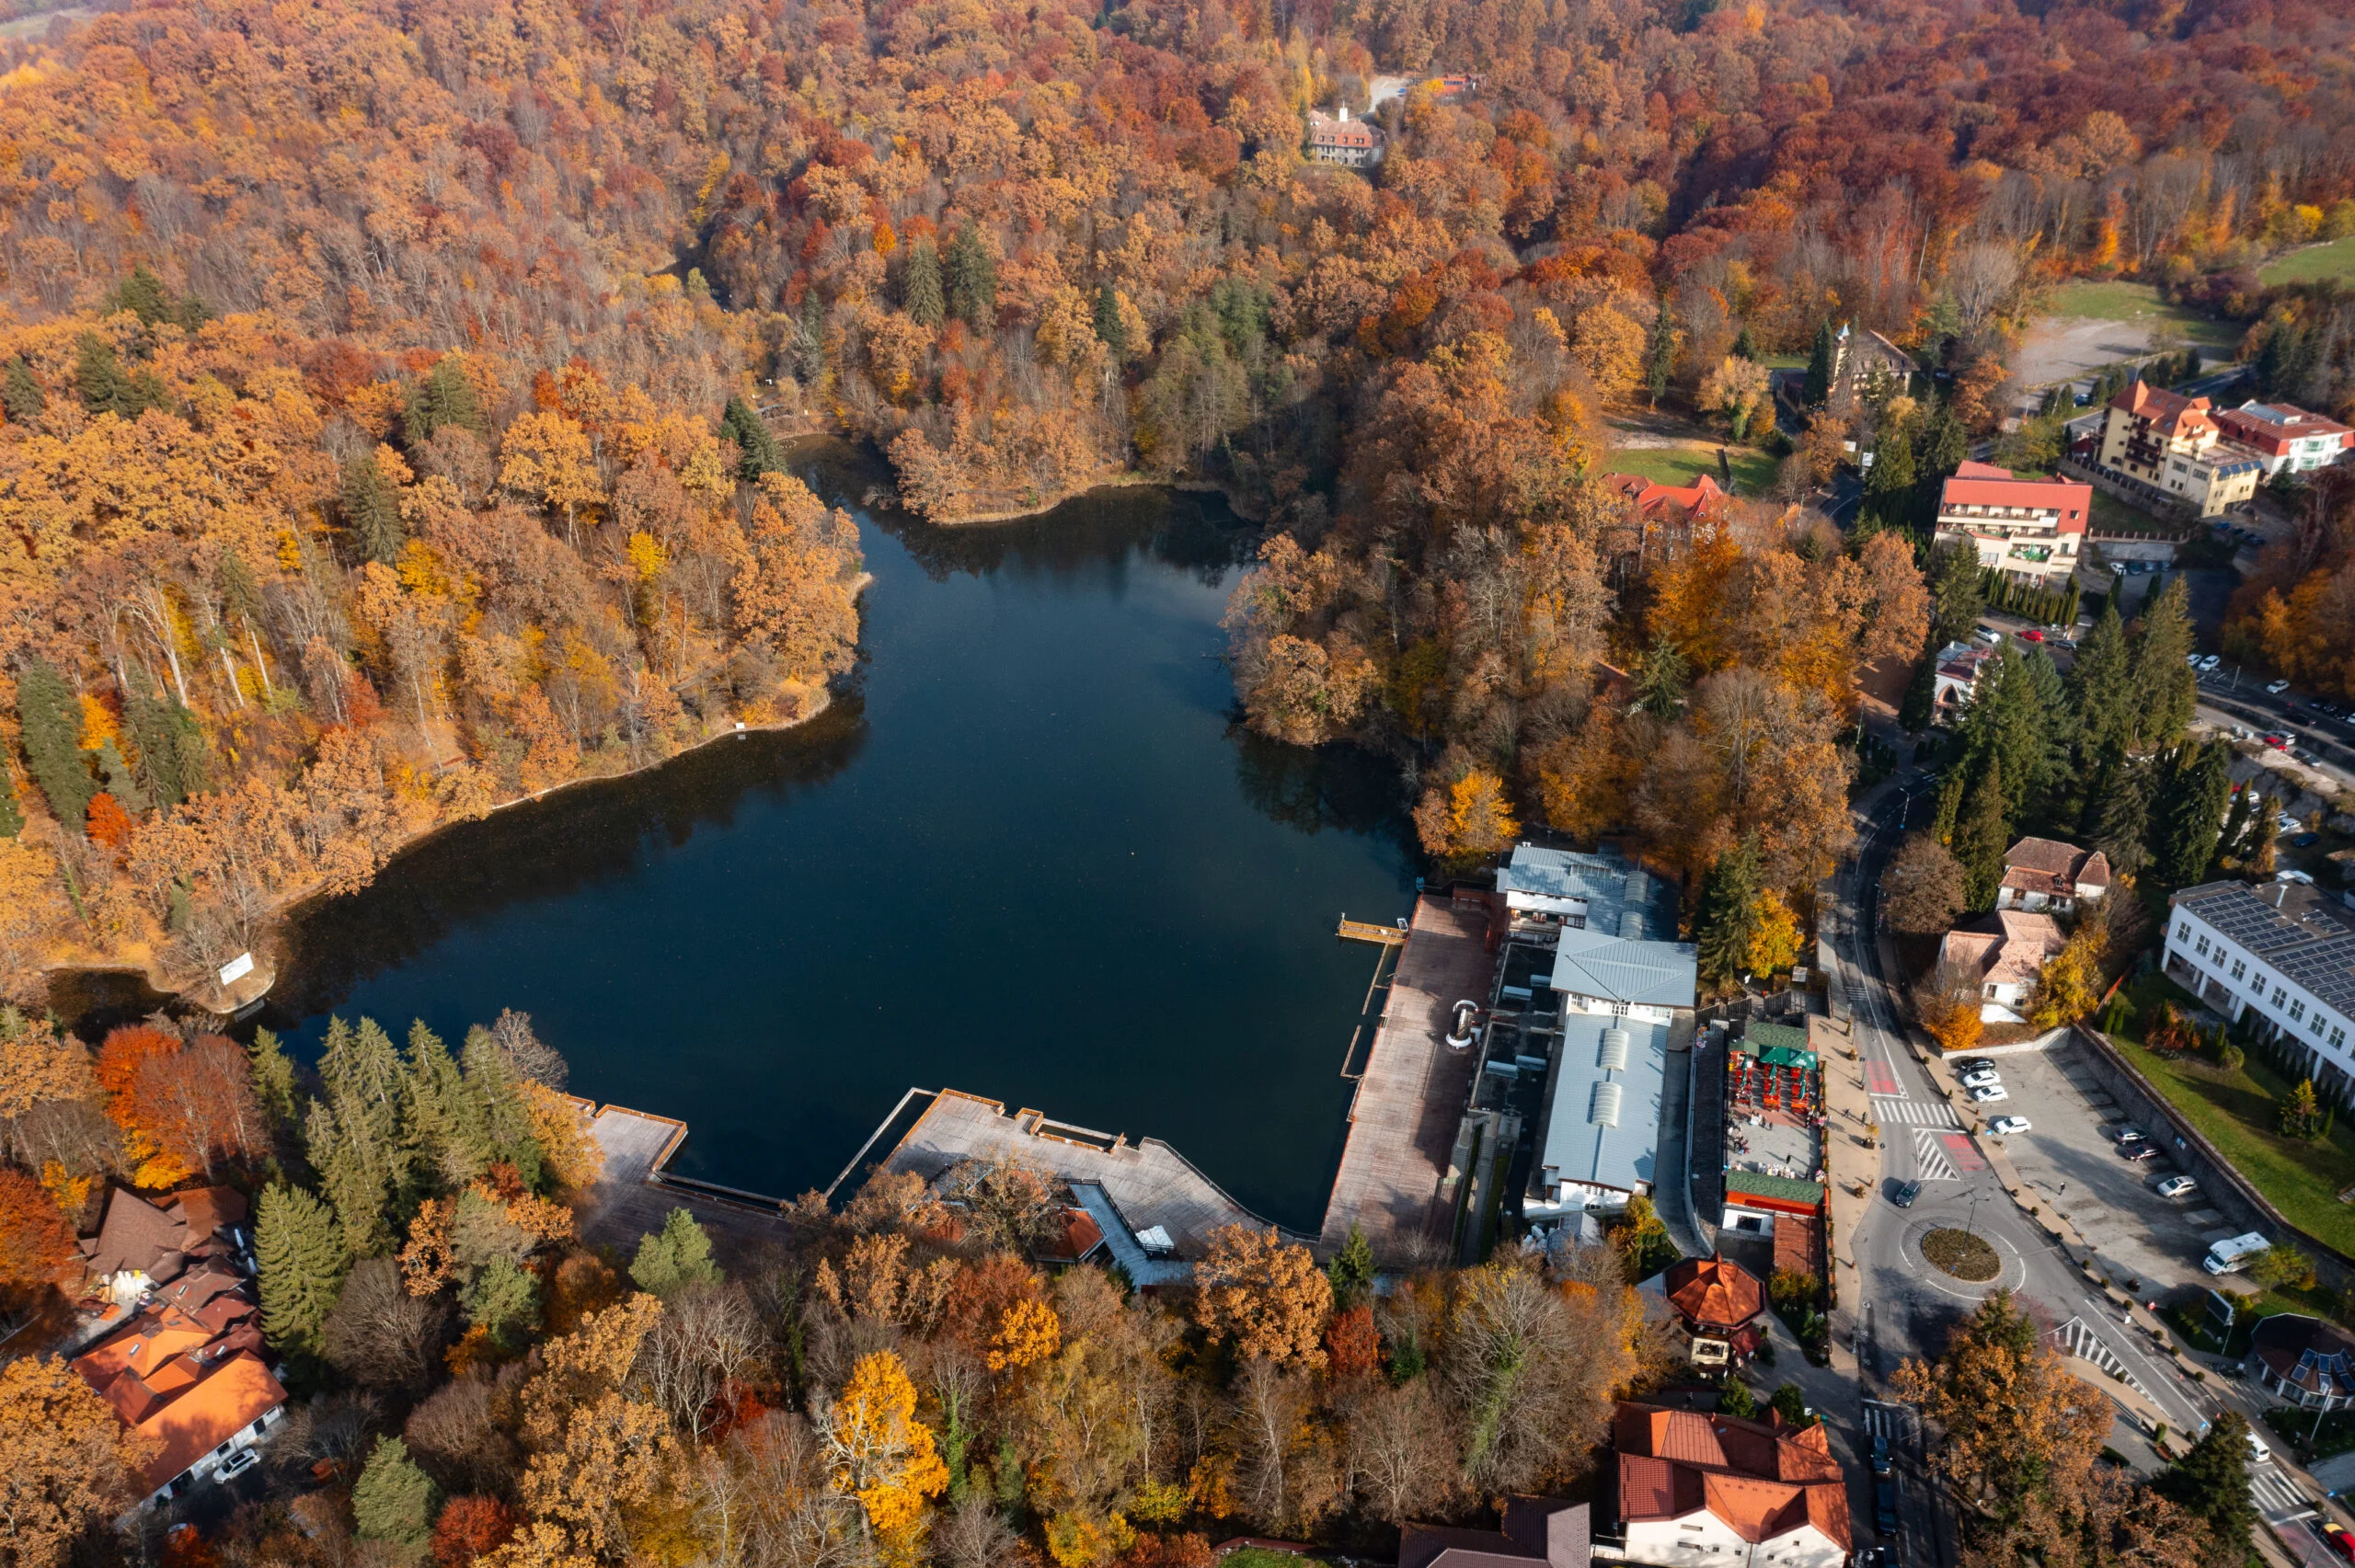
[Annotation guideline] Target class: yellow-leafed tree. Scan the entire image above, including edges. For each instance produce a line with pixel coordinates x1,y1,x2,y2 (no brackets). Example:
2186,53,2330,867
821,1350,949,1561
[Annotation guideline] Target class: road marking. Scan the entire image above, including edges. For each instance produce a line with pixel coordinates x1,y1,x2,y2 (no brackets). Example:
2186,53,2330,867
2053,1316,2153,1401
1863,1400,1917,1441
1875,1097,1960,1127
1940,1132,1987,1173
1911,1128,1959,1182
1867,1062,1900,1095
2253,1466,2315,1521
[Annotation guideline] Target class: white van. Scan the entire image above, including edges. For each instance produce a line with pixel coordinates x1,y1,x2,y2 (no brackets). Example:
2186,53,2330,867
2203,1232,2270,1275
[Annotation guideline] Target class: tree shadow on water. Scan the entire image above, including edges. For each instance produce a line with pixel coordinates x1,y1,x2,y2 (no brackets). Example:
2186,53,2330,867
1229,722,1417,853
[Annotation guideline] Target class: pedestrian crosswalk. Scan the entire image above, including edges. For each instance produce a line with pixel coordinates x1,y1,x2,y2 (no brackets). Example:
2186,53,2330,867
1912,1127,1959,1182
1864,1400,1917,1442
2252,1465,2314,1521
1873,1096,1961,1127
2052,1316,2154,1402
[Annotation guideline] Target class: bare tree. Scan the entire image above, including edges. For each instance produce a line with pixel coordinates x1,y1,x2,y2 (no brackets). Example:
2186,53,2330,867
635,1280,770,1442
935,1494,1023,1568
404,1370,523,1494
1440,1258,1632,1494
1343,1377,1458,1525
324,1258,451,1393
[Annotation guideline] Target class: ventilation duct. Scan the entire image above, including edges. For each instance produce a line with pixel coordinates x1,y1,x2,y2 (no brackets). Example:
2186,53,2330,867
1590,1082,1624,1127
1620,911,1648,939
1598,1028,1631,1070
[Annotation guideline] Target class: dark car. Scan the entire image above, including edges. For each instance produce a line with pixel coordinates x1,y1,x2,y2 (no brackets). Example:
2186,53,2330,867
1876,1480,1901,1534
2122,1142,2163,1162
1871,1435,1894,1477
2294,832,2322,848
1891,1181,1922,1208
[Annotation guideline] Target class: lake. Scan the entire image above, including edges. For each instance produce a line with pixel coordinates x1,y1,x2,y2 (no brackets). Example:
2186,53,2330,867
248,444,1419,1231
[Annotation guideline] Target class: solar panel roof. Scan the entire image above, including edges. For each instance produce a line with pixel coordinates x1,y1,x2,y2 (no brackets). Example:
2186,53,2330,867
2177,882,2355,1016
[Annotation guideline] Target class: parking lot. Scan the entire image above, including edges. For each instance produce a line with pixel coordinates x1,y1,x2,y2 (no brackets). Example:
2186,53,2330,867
1980,1036,2246,1295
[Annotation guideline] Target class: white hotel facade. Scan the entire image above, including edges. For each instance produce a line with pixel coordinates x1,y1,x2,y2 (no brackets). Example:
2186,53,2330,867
2164,880,2355,1102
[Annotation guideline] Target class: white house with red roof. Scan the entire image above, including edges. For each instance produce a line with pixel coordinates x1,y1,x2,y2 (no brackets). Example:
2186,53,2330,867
1994,836,2110,916
1609,1402,1851,1568
2212,400,2353,478
1931,461,2091,586
1304,107,1383,167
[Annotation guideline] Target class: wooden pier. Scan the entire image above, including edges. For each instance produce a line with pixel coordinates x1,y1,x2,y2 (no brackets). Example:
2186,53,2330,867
574,1099,797,1252
1318,894,1495,1261
878,1089,1309,1255
1338,916,1409,946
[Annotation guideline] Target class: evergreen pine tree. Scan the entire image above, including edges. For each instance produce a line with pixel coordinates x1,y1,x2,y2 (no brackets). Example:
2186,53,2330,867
1731,323,1758,361
720,395,784,480
2127,577,2199,750
1956,648,2068,828
3,356,45,423
92,738,146,816
1860,423,1917,533
902,239,945,328
1930,771,1966,848
248,1028,303,1144
1802,319,1835,406
305,1098,395,1258
630,1207,722,1298
2084,751,2153,879
944,228,998,328
2151,741,2231,888
75,332,128,416
1898,634,1939,732
110,264,173,326
461,1255,541,1345
1092,282,1129,362
401,357,483,448
2068,600,2133,761
0,761,20,839
123,687,207,808
254,1182,350,1358
1645,294,1677,407
2154,1411,2259,1546
1635,636,1691,718
1908,399,1970,534
1694,838,1764,990
2214,787,2255,877
404,1022,490,1190
340,453,405,565
460,1025,545,1189
352,1436,441,1553
1327,1224,1375,1307
15,657,96,831
1928,542,1984,647
1717,1379,1758,1418
1953,757,2011,910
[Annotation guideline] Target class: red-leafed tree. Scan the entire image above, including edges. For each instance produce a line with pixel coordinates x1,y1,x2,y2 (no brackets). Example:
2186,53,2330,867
0,1167,76,1288
431,1495,517,1566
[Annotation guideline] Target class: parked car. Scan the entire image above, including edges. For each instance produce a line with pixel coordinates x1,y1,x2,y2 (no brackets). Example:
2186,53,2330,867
2021,628,2045,643
2279,813,2304,832
1953,1057,1993,1074
1961,1068,2002,1089
2199,654,2223,672
2111,1123,2147,1143
2263,733,2292,750
2266,680,2292,694
213,1449,260,1484
1989,1116,2031,1136
1891,1181,1922,1209
2121,1141,2163,1162
1974,625,2001,646
1871,1436,1893,1477
2185,654,2201,669
2156,1174,2199,1199
1876,1481,1901,1534
1970,1084,2010,1104
2293,832,2321,848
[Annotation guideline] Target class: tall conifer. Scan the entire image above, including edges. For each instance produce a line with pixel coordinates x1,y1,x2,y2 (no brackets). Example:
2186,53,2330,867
1954,757,2011,909
15,658,95,831
255,1182,350,1357
902,240,945,328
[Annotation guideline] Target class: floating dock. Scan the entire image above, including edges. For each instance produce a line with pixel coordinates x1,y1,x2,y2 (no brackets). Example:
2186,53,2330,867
1317,894,1495,1261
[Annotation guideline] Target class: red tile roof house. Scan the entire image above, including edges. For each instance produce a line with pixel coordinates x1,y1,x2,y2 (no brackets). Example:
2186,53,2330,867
1931,462,2092,587
1929,639,1996,718
73,1287,285,1506
1607,1402,1851,1568
1939,910,2068,1024
1400,1498,1589,1568
1603,471,1728,525
2211,401,2354,478
1304,108,1384,167
76,1184,248,1310
1993,836,2111,917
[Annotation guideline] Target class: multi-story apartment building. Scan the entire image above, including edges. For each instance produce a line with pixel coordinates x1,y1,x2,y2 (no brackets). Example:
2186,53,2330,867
1930,461,2092,585
1304,108,1383,167
2164,879,2355,1103
2095,381,2264,516
2211,400,2353,478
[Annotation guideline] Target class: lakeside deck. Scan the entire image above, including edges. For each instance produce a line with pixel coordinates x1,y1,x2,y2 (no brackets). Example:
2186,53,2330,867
1318,894,1494,1261
576,1099,798,1252
879,1089,1305,1255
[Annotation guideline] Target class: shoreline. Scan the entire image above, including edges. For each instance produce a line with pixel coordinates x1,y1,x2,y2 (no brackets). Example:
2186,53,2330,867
783,430,1268,529
43,684,849,1024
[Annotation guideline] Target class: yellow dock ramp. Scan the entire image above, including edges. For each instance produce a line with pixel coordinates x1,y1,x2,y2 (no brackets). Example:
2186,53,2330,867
1338,916,1408,945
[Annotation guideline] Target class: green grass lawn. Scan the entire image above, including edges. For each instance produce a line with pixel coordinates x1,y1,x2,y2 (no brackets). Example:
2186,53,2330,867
2107,976,2355,1256
1225,1551,1329,1568
2259,235,2355,287
2042,280,2241,349
2086,488,2174,535
1609,444,1779,497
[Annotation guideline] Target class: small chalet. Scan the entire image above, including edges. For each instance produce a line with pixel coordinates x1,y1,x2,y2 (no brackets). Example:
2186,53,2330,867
1602,471,1728,527
1609,1402,1850,1568
1939,910,2069,1023
2248,1315,2355,1413
1033,1206,1108,1265
1402,1497,1590,1568
1930,639,1996,717
78,1185,249,1308
1995,837,2110,916
1830,324,1917,405
1304,108,1383,167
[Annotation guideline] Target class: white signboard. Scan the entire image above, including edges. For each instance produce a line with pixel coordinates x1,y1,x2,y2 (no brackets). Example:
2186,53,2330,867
218,952,255,987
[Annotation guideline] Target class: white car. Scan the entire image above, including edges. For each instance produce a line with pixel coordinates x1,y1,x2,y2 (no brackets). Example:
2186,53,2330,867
2279,813,2303,833
1988,1116,2031,1136
2199,654,2223,672
1970,1084,2010,1104
2156,1175,2199,1199
213,1448,260,1484
2111,1123,2146,1143
1961,1068,2002,1090
2249,1432,2272,1464
2267,680,2292,694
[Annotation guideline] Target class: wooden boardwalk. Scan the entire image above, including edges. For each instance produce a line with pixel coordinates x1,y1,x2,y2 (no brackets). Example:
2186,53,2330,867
575,1101,798,1253
1318,895,1495,1260
880,1090,1306,1256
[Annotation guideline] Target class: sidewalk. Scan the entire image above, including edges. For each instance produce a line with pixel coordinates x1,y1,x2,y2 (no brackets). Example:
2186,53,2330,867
1813,1009,1873,1384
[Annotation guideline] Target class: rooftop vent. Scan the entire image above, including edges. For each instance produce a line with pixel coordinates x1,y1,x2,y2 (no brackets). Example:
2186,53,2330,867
1598,1028,1631,1071
1620,911,1648,939
1590,1082,1624,1127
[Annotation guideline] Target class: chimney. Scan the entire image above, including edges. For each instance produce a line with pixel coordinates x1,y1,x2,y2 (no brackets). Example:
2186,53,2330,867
1338,104,1349,120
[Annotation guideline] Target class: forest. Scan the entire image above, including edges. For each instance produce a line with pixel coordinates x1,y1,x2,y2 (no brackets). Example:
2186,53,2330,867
0,0,2349,988
0,1001,2267,1568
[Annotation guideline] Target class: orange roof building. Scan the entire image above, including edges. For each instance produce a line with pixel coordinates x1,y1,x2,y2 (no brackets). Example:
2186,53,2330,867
1995,836,2110,916
1602,471,1728,526
2095,379,2263,517
1938,910,2068,1024
1611,1402,1850,1568
1661,1256,1765,1334
1931,462,2092,586
72,1277,281,1505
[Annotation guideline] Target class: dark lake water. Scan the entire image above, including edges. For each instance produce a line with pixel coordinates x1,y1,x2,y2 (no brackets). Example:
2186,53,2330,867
242,445,1418,1230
